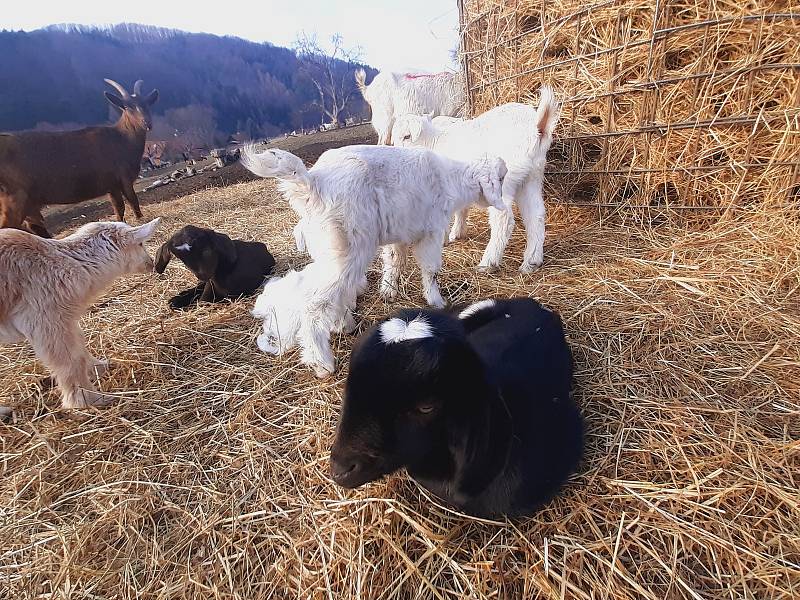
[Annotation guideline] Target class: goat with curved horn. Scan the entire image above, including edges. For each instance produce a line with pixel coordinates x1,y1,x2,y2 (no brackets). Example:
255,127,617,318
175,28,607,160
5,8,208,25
0,77,159,236
103,78,130,99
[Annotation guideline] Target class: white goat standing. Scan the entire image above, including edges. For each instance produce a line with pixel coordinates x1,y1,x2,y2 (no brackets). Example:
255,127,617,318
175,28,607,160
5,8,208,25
355,69,465,145
241,144,507,377
392,87,560,272
0,219,160,416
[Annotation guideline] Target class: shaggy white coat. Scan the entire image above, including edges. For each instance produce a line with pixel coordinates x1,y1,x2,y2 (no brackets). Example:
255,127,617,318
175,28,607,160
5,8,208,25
392,87,560,272
355,69,465,145
251,262,357,378
0,219,160,416
241,144,507,377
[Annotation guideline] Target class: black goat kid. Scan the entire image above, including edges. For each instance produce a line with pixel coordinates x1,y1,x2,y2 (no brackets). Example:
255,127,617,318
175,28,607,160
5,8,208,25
155,225,275,309
330,297,584,518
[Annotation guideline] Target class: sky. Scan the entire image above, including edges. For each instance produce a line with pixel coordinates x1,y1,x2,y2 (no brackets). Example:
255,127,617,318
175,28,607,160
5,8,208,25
2,0,462,73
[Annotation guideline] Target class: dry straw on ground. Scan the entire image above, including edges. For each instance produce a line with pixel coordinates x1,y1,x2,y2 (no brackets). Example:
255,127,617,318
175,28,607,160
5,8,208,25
1,178,798,598
1,3,799,596
460,0,799,211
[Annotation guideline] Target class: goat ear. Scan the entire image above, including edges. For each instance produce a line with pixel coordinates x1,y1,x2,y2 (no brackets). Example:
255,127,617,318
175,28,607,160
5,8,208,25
131,218,161,242
478,157,507,211
212,232,237,264
154,243,172,274
104,92,127,110
144,89,159,106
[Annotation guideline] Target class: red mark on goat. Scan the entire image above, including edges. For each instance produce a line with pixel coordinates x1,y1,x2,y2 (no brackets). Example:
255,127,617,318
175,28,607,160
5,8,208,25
404,72,448,80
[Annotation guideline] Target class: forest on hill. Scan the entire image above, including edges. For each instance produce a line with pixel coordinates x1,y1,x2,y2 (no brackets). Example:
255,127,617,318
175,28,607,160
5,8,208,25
0,24,375,160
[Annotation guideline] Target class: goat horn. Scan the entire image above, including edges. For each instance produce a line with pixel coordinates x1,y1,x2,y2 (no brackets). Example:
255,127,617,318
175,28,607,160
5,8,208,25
133,79,144,96
104,78,130,99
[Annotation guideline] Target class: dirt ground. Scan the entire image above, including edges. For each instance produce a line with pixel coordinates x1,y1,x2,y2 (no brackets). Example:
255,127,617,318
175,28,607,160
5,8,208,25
43,124,377,235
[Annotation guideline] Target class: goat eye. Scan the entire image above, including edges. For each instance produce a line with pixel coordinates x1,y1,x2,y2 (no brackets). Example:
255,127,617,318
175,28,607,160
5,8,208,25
403,134,411,141
416,403,436,415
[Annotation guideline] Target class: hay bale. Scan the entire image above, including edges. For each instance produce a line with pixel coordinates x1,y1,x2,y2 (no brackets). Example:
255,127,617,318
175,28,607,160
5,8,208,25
459,0,800,211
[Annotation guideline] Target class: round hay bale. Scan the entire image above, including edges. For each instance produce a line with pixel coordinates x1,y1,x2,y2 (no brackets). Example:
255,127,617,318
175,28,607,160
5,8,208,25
459,0,800,212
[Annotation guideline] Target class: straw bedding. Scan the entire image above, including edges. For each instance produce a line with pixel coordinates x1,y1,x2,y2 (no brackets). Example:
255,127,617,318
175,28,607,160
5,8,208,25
1,172,798,597
459,0,799,211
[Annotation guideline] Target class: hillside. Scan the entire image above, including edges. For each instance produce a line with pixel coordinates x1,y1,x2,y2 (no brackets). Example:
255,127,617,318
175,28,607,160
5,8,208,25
0,23,375,157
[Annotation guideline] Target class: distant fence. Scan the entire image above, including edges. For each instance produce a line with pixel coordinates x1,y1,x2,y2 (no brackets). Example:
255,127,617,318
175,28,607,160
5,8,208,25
458,0,800,211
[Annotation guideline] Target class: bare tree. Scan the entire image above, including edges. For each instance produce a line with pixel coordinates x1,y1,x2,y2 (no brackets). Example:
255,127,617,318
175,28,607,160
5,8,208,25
293,32,362,127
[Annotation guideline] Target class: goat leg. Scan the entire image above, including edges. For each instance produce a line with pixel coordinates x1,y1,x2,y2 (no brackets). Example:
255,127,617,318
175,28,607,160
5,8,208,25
448,208,469,243
168,282,205,310
198,280,221,303
412,234,446,308
23,209,52,238
0,191,28,232
108,189,126,222
29,322,117,409
122,181,144,220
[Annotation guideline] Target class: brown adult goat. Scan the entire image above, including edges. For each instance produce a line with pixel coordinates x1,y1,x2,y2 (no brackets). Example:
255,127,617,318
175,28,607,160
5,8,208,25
0,79,158,238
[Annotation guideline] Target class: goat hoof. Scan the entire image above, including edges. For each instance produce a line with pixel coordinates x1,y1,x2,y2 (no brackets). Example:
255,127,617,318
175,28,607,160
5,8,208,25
477,264,499,274
448,232,467,244
63,389,118,409
520,261,542,274
0,406,12,422
314,365,334,379
427,296,447,309
90,394,118,408
256,334,280,355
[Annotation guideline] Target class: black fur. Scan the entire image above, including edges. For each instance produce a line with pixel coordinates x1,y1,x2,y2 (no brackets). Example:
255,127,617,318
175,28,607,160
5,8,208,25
154,225,276,309
330,297,584,518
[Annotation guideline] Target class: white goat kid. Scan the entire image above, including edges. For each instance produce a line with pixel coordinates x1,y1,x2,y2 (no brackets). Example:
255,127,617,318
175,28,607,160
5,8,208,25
355,69,465,145
392,86,560,273
0,219,160,415
251,262,356,378
241,144,507,377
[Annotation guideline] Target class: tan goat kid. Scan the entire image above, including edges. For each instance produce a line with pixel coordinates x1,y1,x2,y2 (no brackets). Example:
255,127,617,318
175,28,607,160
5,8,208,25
0,218,160,417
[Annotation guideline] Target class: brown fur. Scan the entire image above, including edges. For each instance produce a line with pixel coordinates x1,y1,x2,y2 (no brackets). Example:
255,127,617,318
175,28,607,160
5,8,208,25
0,79,158,237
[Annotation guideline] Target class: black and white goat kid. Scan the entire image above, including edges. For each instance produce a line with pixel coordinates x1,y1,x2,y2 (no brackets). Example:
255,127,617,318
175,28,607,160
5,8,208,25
330,297,584,518
155,225,275,309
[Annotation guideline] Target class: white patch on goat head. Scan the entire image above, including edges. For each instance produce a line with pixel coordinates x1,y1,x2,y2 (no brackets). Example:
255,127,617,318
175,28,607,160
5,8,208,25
174,243,191,252
458,299,496,320
380,315,433,344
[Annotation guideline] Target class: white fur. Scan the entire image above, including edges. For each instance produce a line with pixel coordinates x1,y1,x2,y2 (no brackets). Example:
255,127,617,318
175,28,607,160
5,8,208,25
380,315,433,344
432,115,463,128
355,69,465,145
174,242,191,252
392,87,561,272
251,262,356,378
241,143,508,377
0,219,160,412
458,299,496,320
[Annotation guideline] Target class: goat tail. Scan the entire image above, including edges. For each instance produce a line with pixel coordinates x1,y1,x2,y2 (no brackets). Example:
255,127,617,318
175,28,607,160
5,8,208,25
507,85,561,188
354,68,368,98
535,86,561,140
240,144,312,191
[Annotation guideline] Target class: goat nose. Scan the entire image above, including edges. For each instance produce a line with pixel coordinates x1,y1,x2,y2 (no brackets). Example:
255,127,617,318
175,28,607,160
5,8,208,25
330,458,359,481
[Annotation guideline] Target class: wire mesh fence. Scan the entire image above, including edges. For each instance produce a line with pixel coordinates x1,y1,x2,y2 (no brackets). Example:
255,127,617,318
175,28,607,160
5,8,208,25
458,0,800,212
